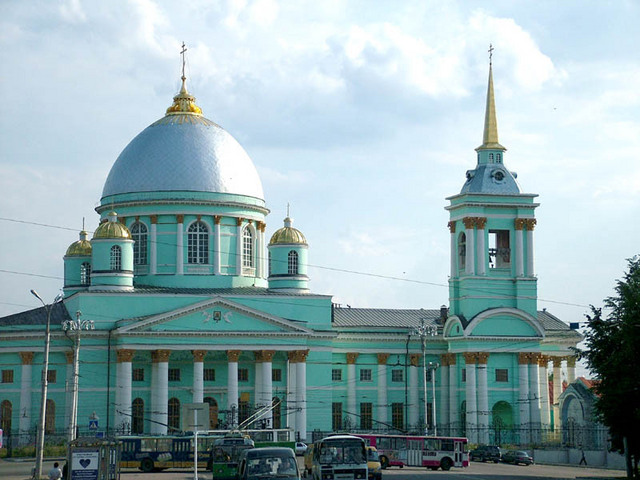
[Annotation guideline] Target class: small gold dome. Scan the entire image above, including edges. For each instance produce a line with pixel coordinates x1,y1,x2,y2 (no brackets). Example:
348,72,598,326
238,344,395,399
93,212,131,240
269,217,307,246
165,77,204,116
65,231,92,256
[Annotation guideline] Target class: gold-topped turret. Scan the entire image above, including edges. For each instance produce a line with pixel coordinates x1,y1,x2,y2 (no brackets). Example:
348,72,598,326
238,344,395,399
165,43,203,116
93,211,131,240
476,45,505,152
65,230,92,256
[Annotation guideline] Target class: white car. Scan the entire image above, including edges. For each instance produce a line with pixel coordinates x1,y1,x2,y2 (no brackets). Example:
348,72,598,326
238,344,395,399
295,442,308,456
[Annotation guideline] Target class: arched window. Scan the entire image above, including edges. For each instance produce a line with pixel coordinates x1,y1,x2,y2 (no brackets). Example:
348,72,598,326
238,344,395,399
80,262,91,286
132,398,144,434
496,153,502,163
242,227,254,269
110,245,122,270
268,251,272,277
287,251,298,275
272,397,281,429
204,397,219,429
458,232,466,271
489,153,494,163
1,400,12,433
131,222,148,265
188,222,209,264
45,399,55,434
168,398,180,431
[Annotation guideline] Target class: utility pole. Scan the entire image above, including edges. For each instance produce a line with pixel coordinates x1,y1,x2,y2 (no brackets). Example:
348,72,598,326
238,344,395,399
413,318,438,436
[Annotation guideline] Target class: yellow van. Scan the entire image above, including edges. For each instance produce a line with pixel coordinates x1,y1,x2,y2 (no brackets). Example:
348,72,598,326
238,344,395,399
367,446,382,480
302,443,314,477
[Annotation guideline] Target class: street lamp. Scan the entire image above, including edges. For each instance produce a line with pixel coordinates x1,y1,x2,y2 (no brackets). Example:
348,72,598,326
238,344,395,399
30,289,63,480
414,318,438,436
62,310,94,443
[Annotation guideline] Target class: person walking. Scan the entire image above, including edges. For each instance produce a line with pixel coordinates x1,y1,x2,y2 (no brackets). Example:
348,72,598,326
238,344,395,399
48,462,63,480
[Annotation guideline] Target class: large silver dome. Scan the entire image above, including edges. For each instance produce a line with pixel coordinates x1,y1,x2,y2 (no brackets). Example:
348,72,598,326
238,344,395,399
101,81,264,200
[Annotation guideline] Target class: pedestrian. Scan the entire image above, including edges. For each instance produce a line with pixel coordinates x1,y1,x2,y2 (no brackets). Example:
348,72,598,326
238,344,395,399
579,447,587,466
48,462,63,480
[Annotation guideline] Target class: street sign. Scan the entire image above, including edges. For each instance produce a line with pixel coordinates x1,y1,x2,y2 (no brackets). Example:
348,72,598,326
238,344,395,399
181,402,209,432
88,419,99,430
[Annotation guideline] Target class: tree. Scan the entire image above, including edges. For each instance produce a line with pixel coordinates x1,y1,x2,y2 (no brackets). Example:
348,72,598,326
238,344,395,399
576,256,640,478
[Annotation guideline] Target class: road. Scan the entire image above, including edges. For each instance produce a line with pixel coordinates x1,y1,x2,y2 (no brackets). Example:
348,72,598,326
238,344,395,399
0,458,626,480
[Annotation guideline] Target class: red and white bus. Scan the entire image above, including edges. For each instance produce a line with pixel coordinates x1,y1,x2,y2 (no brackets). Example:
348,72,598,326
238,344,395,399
353,434,468,471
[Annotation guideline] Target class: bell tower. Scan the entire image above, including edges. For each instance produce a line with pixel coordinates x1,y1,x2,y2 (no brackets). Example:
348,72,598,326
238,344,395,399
445,57,539,321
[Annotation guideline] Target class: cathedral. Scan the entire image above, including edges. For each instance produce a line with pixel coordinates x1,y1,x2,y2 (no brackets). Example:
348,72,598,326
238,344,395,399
0,57,581,447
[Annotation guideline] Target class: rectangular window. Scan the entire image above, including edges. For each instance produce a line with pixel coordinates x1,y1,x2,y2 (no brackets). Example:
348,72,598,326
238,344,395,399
462,368,466,382
495,368,509,382
132,368,145,382
168,368,181,381
489,229,511,268
359,369,372,382
47,370,56,384
204,368,215,381
425,369,433,382
332,402,343,431
332,369,342,381
1,370,13,383
272,369,282,382
391,369,403,382
391,403,404,431
360,403,372,430
238,368,249,382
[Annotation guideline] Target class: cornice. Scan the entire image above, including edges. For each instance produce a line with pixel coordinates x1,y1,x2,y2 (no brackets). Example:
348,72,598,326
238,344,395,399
96,199,269,216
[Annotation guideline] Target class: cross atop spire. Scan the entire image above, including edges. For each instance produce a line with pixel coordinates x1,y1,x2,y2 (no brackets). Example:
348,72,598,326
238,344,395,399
180,42,188,81
488,43,494,66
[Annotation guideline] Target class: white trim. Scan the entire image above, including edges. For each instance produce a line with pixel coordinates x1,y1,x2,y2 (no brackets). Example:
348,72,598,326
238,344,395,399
465,307,544,338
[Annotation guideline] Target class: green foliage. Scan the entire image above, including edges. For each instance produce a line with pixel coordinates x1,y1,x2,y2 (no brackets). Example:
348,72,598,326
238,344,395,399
576,256,640,477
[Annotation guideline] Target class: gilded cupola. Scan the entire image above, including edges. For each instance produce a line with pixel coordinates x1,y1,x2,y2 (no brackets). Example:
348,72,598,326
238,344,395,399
269,217,307,246
92,211,131,239
65,230,92,256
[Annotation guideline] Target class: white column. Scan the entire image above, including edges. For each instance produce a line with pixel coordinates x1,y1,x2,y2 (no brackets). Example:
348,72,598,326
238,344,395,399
235,219,243,274
448,357,458,433
193,351,205,404
18,352,33,441
515,226,524,277
151,350,170,435
115,350,134,434
526,220,535,276
262,352,274,428
256,224,264,279
227,351,240,428
464,219,475,275
287,355,297,433
567,357,577,384
539,357,550,430
150,218,157,275
214,217,221,275
439,356,449,435
65,352,73,429
518,354,530,444
476,219,486,275
176,216,184,275
408,356,419,429
295,351,308,441
449,222,457,277
464,354,478,444
346,354,358,428
254,356,263,410
377,354,389,427
529,356,541,443
552,357,562,430
477,354,489,444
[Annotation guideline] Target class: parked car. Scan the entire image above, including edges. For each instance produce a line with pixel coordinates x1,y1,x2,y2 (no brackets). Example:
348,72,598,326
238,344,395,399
366,446,382,480
502,450,533,465
237,447,301,479
295,442,308,456
469,445,502,463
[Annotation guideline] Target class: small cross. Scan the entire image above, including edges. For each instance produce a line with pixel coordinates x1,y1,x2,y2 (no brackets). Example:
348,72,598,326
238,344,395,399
488,43,494,66
286,202,290,217
181,42,188,80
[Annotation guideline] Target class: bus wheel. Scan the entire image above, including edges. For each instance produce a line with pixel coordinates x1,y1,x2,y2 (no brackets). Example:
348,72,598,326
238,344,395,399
380,456,389,469
440,458,452,471
429,467,438,471
140,458,154,473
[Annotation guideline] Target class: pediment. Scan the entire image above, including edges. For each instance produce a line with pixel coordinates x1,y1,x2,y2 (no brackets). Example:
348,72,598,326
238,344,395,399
115,296,313,335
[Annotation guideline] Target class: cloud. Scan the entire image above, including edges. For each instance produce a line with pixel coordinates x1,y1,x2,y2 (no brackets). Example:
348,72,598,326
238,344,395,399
59,0,86,23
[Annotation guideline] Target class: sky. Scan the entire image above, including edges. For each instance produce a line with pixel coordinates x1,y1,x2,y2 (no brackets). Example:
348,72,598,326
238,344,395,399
1,1,639,374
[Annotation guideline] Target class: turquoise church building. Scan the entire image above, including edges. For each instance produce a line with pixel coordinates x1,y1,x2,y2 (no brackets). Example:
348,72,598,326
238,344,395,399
0,61,581,448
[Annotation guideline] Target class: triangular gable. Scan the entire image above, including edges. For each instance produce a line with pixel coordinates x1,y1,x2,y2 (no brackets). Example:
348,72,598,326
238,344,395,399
115,296,313,335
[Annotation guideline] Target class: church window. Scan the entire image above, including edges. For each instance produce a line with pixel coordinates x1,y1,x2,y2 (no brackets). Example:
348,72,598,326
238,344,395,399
391,403,404,430
425,369,433,382
45,399,55,434
360,402,373,429
495,369,509,382
359,369,372,382
496,153,502,163
168,398,180,431
268,251,272,276
188,221,209,264
132,398,144,434
242,227,254,270
0,400,11,433
332,369,342,381
288,250,298,275
204,368,215,381
458,233,466,271
392,369,403,382
132,368,144,381
168,368,181,381
272,397,281,429
131,222,148,265
238,368,249,382
47,369,57,383
238,399,250,424
110,245,122,270
489,230,511,268
2,369,14,383
332,402,343,430
204,397,219,429
272,369,282,382
80,262,91,286
489,153,494,162
462,368,466,382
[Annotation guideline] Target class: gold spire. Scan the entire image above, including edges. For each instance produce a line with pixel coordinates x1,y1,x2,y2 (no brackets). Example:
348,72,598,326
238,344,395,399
477,46,505,151
165,43,203,116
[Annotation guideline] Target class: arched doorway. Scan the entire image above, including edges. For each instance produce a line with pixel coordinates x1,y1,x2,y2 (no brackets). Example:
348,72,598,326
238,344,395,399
204,397,219,429
132,398,144,434
168,398,180,432
1,400,12,434
491,401,513,445
272,397,281,429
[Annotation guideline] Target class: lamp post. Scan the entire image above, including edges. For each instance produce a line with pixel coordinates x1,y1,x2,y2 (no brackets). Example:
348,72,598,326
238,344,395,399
413,318,437,436
428,362,440,436
30,289,63,480
62,311,94,444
